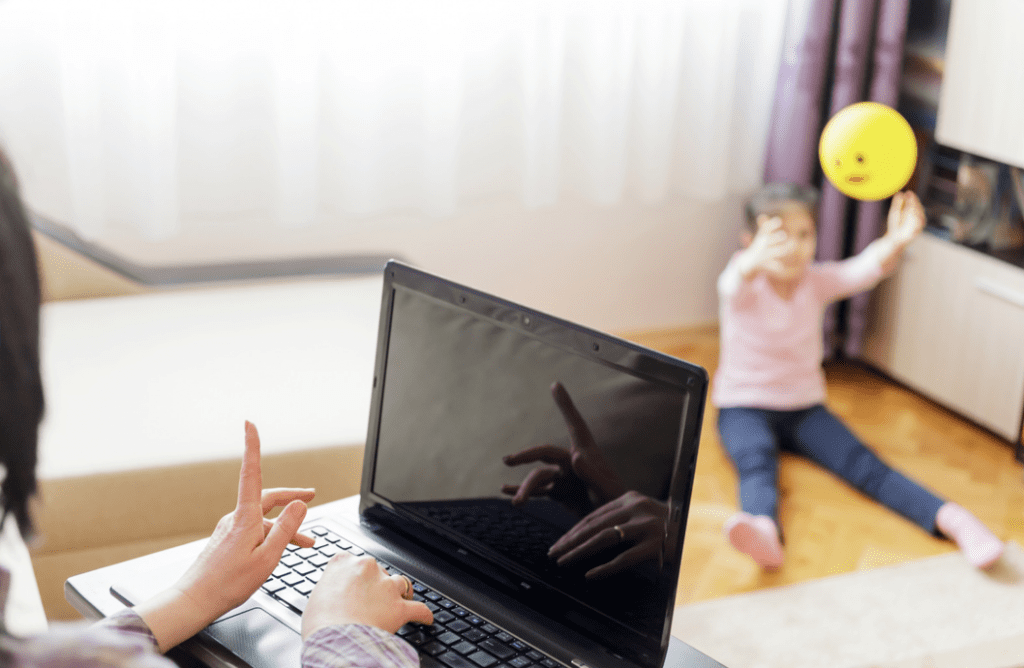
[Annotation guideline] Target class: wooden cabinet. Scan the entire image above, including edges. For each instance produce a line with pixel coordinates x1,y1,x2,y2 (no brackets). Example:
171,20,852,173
862,232,1024,443
935,0,1024,169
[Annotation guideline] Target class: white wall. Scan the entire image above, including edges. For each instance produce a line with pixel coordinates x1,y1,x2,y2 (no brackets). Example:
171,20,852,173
99,194,745,334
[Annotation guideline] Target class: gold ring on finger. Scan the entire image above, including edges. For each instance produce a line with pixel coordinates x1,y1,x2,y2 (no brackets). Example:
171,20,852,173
401,575,414,600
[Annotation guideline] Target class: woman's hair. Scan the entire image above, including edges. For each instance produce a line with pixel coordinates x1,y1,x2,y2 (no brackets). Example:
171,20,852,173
744,182,820,232
0,147,44,538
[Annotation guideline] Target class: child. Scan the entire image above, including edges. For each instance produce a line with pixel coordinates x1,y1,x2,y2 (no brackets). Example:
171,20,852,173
714,182,1004,570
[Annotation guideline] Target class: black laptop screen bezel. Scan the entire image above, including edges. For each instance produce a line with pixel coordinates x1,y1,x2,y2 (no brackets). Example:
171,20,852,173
358,261,708,668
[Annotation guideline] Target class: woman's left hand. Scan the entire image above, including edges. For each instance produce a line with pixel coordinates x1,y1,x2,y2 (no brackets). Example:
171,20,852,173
135,421,315,652
547,490,667,579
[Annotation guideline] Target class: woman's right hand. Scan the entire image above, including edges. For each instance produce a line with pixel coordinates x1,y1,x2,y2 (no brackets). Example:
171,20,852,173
301,552,434,639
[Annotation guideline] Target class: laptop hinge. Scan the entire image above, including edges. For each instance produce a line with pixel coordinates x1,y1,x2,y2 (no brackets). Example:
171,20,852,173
570,660,590,668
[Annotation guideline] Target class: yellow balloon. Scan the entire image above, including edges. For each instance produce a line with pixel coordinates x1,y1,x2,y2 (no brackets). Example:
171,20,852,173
819,102,917,201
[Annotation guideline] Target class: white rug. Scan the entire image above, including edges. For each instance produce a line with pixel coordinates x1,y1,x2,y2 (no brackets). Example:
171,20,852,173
671,542,1024,668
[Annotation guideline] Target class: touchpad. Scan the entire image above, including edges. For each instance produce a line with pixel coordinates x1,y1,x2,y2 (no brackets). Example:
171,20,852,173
204,608,301,668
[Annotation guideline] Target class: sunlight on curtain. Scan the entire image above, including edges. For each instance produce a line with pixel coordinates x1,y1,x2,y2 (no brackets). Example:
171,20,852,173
0,0,788,243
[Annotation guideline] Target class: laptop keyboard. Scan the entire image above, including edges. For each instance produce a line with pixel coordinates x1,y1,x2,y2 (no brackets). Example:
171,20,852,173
262,525,563,668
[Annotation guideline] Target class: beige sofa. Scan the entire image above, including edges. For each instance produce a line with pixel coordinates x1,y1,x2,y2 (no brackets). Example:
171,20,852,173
30,249,385,620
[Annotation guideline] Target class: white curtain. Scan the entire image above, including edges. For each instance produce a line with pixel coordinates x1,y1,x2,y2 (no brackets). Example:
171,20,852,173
0,0,788,246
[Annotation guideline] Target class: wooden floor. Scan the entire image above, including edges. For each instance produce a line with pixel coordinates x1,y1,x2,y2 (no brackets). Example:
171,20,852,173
621,325,1024,605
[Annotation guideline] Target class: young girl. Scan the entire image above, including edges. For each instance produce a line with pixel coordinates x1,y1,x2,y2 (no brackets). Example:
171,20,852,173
714,182,1004,570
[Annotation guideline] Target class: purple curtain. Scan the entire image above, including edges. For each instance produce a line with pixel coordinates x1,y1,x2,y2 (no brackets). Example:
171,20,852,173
763,0,839,186
844,0,912,357
761,0,911,358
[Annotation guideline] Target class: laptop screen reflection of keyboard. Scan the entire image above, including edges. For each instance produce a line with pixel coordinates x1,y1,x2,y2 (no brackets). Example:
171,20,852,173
263,525,562,668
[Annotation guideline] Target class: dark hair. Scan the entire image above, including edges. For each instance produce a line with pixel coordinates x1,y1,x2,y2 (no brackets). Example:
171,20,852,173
0,147,44,538
744,182,820,232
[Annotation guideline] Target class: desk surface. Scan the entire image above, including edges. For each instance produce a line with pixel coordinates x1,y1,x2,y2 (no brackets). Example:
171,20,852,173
66,497,727,668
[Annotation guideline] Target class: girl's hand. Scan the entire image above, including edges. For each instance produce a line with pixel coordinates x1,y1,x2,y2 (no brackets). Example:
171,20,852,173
885,191,926,248
738,216,794,278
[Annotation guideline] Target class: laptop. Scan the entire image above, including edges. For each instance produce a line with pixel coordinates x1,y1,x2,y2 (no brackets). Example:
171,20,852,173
101,260,722,668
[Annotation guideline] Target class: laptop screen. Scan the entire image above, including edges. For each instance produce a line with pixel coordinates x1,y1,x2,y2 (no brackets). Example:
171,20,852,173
363,263,707,668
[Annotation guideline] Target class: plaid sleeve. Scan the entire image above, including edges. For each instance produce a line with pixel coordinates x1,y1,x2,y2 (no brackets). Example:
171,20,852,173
302,624,419,668
1,609,174,668
92,608,161,650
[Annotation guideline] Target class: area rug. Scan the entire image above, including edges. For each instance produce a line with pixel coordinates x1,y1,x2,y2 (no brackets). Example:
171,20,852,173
671,542,1024,668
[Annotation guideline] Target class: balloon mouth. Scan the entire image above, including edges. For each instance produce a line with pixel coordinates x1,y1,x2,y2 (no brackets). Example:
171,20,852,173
847,175,867,183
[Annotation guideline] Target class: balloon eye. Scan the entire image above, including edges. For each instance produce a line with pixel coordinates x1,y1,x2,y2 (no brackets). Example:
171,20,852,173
856,154,865,163
835,159,842,167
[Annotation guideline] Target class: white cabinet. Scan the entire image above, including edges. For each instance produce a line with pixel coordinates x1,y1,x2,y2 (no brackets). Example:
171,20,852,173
862,233,1024,442
935,0,1024,169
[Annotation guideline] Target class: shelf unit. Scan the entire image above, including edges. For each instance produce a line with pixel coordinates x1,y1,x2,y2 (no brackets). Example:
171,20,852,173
862,232,1024,448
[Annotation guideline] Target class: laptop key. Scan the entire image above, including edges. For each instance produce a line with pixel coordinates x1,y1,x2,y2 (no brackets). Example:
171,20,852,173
447,620,471,633
294,563,317,576
508,657,533,668
452,641,477,656
422,642,448,657
275,588,308,613
434,611,456,624
406,631,430,646
463,629,488,643
438,651,477,668
261,580,286,595
469,651,499,668
435,632,462,646
280,572,305,587
479,639,515,660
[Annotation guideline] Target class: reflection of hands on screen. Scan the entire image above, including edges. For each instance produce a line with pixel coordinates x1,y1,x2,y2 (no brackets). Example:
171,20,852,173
501,381,626,515
547,491,667,579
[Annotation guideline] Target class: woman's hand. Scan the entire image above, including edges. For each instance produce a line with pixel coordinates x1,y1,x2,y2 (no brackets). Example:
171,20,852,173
135,421,316,652
547,491,667,579
502,382,626,515
302,552,434,640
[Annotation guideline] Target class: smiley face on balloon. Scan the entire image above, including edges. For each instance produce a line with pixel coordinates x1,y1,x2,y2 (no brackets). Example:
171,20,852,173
819,102,917,201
